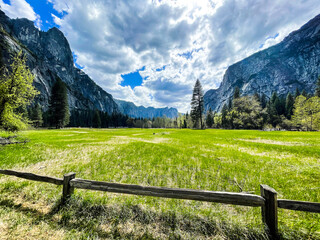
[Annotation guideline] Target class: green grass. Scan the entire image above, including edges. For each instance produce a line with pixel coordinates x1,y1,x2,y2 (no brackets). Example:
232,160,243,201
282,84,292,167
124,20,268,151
0,128,319,239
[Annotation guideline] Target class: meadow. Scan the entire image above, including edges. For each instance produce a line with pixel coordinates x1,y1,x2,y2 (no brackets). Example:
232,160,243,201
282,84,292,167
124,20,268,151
0,128,319,239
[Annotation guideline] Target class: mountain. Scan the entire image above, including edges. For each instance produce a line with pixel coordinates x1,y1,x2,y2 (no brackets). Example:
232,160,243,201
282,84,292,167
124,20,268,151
204,14,320,112
115,99,178,119
0,10,118,113
0,10,178,118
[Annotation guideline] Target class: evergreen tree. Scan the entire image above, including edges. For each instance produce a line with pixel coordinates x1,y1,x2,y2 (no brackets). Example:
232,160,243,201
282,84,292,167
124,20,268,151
190,79,204,129
0,51,38,131
253,92,260,102
205,108,214,128
92,110,101,128
301,89,307,97
294,88,301,98
234,86,240,99
30,103,43,128
315,76,320,97
48,77,69,128
267,92,281,127
221,104,229,128
285,93,294,119
260,93,267,109
227,98,233,110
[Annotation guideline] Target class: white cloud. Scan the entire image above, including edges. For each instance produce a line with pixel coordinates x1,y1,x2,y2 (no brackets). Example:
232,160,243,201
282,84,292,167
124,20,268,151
48,0,320,112
0,0,41,29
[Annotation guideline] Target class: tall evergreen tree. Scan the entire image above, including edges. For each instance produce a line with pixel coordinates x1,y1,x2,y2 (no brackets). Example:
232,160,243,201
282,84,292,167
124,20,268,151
234,86,240,99
92,110,101,128
227,98,233,110
315,76,320,97
301,89,307,97
30,103,43,128
205,107,214,128
294,88,301,98
260,93,267,109
48,77,69,128
221,103,229,128
285,93,294,119
190,79,204,129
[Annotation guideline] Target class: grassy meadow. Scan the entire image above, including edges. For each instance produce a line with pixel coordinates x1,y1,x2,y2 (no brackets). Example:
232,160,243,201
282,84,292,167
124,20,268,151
0,128,319,239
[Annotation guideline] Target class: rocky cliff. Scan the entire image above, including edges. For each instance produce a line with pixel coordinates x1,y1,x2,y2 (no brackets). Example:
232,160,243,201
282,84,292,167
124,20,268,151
115,99,178,119
0,10,119,113
0,10,178,118
204,14,320,112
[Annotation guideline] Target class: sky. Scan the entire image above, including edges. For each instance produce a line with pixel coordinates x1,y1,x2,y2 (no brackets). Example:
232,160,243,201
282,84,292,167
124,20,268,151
1,0,320,112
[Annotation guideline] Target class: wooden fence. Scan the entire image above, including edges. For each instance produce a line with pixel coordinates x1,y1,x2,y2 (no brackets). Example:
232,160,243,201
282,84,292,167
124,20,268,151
0,169,319,239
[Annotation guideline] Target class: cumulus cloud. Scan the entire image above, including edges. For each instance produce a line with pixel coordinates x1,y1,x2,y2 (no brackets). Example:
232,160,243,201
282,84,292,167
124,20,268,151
0,0,41,28
46,0,320,112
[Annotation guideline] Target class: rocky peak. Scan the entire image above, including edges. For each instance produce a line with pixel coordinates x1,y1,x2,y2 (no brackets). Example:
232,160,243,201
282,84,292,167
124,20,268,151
204,14,320,112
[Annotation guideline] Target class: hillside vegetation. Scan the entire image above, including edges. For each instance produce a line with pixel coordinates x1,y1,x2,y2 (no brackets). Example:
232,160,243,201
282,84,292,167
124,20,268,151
0,129,319,239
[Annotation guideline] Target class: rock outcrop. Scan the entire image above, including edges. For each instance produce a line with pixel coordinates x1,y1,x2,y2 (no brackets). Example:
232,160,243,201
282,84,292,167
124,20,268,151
204,14,320,112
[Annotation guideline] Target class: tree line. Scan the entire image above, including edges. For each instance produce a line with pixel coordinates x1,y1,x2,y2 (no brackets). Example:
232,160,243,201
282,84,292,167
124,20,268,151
203,79,320,131
1,52,320,131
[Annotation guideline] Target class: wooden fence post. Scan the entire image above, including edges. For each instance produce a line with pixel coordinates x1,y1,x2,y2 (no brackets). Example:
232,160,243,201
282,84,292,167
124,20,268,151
62,172,76,203
260,184,278,239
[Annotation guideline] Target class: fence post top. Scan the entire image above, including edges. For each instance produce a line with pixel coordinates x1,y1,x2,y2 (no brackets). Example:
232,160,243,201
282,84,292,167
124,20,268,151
64,172,76,178
260,184,277,194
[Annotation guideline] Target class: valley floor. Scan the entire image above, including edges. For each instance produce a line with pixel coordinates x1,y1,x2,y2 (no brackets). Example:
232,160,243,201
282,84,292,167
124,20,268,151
0,128,319,239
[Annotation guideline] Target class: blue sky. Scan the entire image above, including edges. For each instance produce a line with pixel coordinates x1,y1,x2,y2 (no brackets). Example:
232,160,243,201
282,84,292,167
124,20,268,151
1,0,320,112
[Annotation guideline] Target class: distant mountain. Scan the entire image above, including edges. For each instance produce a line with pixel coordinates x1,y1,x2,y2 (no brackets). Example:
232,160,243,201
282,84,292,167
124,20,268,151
115,99,178,119
0,10,178,118
204,14,320,112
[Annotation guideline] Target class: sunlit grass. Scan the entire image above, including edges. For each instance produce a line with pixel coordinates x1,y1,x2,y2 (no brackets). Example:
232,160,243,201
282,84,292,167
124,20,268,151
0,128,319,239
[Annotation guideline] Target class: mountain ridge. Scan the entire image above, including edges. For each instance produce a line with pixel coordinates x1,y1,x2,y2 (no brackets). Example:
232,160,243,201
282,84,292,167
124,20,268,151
0,10,178,118
204,13,320,112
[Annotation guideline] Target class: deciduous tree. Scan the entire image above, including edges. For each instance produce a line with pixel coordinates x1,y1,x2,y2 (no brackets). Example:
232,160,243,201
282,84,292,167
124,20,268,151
0,51,38,131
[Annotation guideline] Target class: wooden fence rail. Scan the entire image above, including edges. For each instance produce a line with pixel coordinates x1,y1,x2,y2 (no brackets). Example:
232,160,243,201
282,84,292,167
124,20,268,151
70,178,265,207
0,169,319,239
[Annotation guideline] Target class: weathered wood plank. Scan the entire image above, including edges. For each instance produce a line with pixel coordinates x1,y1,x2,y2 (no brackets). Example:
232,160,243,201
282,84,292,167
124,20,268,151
260,184,278,239
0,169,63,185
70,178,265,207
62,172,76,202
278,199,320,213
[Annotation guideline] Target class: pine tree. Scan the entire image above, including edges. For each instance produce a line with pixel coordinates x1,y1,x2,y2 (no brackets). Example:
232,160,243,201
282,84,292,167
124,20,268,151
260,93,267,109
301,90,307,97
285,93,294,120
0,51,38,131
205,108,214,128
234,86,240,99
294,88,301,98
221,104,229,128
93,110,101,128
315,76,320,97
30,103,43,128
190,79,204,129
48,77,69,128
228,98,233,110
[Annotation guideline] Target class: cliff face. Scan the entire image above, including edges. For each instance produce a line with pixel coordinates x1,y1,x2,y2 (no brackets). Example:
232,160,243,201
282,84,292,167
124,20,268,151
204,14,320,112
0,10,179,118
0,10,118,113
115,99,178,119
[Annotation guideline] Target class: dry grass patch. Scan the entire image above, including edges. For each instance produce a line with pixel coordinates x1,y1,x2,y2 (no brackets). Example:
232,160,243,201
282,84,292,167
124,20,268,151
238,138,309,146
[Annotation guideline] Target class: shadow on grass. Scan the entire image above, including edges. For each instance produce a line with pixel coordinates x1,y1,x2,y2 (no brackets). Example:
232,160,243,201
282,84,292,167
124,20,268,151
3,195,318,240
0,195,272,240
